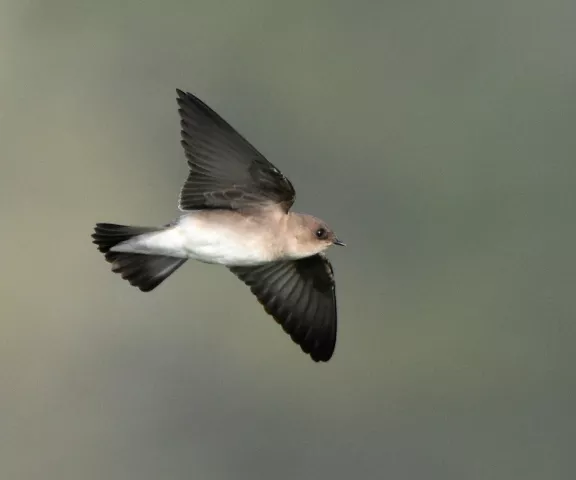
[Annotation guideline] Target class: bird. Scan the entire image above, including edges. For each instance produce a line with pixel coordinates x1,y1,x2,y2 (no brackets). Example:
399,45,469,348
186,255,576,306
92,89,345,362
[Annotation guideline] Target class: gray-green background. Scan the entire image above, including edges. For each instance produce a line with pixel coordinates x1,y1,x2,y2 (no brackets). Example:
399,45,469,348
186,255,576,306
2,1,575,479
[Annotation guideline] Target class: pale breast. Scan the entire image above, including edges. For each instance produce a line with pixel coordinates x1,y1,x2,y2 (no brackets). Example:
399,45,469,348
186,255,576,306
175,212,283,266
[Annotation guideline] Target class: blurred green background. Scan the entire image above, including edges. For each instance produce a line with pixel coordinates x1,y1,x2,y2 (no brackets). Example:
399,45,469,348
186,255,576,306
1,1,575,479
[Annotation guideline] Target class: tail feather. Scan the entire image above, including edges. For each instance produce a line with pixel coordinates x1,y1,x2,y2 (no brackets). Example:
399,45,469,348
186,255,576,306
92,223,160,253
92,223,187,292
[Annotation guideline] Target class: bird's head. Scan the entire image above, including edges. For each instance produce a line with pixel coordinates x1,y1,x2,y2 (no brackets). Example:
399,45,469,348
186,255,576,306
285,213,345,259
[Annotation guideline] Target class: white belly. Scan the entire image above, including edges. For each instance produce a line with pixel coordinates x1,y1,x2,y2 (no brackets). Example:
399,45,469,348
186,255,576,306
112,215,274,267
178,216,272,266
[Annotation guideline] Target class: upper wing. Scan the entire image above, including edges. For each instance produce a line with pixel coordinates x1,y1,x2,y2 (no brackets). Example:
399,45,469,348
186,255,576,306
229,254,337,362
176,89,296,212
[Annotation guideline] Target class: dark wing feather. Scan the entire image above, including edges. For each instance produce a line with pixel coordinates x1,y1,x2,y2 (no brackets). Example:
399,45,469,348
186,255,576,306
176,89,296,212
229,254,337,362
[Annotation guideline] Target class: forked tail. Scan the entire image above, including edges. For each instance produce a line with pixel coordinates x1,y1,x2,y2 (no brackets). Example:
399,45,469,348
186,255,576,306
92,223,187,292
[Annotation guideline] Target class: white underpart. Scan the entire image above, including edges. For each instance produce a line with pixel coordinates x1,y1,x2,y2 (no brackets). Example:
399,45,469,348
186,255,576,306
110,215,274,266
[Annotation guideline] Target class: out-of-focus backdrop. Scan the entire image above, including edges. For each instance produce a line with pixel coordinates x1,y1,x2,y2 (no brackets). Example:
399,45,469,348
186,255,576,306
1,1,575,479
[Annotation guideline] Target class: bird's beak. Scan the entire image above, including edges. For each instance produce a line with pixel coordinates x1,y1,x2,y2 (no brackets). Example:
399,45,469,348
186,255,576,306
333,238,346,247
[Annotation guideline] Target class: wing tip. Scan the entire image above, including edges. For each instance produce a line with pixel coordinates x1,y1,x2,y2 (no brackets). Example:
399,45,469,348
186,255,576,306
176,88,206,107
304,335,337,363
176,89,196,109
308,345,335,362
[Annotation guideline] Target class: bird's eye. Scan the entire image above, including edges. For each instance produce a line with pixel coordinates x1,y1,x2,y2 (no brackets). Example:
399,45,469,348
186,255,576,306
315,228,327,239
